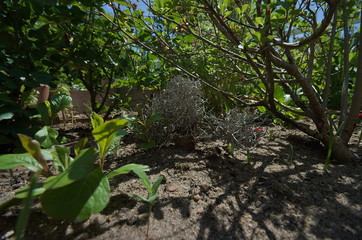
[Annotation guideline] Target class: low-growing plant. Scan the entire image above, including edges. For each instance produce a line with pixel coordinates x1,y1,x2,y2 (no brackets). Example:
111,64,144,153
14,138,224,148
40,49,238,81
129,169,164,238
122,112,165,149
146,76,205,145
208,108,266,159
37,94,72,126
0,116,159,239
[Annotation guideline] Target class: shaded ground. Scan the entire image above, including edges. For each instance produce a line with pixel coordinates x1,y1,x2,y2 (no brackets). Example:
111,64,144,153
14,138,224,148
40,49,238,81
1,124,362,240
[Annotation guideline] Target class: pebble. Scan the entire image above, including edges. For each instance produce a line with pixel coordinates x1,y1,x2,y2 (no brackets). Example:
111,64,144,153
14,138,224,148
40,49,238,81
2,230,14,239
168,184,178,192
196,208,204,214
193,194,201,201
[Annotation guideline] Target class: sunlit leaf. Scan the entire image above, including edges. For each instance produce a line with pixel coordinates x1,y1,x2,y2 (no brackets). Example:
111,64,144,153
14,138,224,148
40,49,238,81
108,164,150,179
41,168,110,221
0,153,41,172
90,112,104,130
34,126,59,148
43,148,96,189
92,119,128,159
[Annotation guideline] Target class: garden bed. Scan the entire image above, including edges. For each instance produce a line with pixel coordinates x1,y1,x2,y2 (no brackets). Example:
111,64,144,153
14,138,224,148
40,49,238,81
1,124,362,240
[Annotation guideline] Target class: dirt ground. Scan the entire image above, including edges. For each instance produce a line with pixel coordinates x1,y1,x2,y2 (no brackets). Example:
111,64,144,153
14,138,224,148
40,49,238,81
1,123,362,240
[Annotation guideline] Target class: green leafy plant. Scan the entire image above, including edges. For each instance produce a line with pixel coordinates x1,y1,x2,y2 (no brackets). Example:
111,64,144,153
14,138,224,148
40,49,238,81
124,112,165,149
129,168,164,238
37,94,72,126
0,117,153,239
90,112,128,169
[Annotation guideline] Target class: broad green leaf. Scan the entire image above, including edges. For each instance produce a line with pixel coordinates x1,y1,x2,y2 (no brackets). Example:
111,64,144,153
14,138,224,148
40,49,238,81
15,183,45,199
43,148,96,189
49,94,72,117
241,4,249,13
255,17,264,25
132,168,151,191
90,112,104,130
111,129,127,144
224,11,233,18
34,126,59,148
41,168,110,221
223,0,230,8
29,72,52,84
149,113,164,123
183,35,196,43
0,153,41,171
92,119,128,158
52,145,71,172
74,137,88,156
107,164,150,179
37,101,51,125
0,112,13,121
254,32,262,41
235,7,241,15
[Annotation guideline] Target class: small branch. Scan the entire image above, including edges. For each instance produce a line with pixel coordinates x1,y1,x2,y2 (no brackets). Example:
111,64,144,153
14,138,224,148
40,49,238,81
272,0,340,49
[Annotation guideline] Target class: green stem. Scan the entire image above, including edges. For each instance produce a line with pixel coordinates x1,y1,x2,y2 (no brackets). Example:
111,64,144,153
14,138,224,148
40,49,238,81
247,150,252,164
15,173,39,240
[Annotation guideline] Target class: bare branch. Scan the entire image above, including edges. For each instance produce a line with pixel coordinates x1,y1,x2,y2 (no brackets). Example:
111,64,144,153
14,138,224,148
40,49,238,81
273,0,340,49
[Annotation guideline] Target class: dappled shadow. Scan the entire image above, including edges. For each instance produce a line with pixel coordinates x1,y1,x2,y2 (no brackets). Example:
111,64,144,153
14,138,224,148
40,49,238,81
2,127,361,240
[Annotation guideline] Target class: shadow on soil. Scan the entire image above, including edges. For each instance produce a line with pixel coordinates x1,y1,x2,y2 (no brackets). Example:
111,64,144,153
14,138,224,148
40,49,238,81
1,131,361,240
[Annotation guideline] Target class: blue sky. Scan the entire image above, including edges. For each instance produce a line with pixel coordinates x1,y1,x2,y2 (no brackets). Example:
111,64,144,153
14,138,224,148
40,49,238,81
103,1,149,14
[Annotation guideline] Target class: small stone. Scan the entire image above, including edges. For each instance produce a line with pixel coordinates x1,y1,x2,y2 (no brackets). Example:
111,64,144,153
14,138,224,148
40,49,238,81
106,217,112,223
168,184,178,192
193,194,201,201
196,208,204,214
2,230,14,238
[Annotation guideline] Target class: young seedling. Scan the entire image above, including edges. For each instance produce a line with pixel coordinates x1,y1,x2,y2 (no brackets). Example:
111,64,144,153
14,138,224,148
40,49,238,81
129,168,164,238
268,130,275,141
246,150,252,164
287,145,294,164
90,112,128,169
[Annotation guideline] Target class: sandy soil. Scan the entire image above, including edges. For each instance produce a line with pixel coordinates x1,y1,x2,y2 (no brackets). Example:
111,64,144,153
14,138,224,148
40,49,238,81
1,124,362,240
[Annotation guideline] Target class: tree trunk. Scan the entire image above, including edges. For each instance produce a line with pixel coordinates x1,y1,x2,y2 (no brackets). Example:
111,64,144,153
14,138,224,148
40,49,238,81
341,9,362,144
330,137,356,162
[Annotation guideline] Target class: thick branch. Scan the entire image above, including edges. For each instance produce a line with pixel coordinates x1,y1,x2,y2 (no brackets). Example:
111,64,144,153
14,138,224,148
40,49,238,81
341,9,362,144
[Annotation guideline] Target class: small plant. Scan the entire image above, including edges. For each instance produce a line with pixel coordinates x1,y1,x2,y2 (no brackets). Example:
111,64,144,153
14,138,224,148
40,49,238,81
129,168,164,238
246,150,252,164
90,112,128,169
0,116,154,239
123,112,165,149
37,94,72,126
268,130,275,141
146,76,205,145
208,108,265,160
